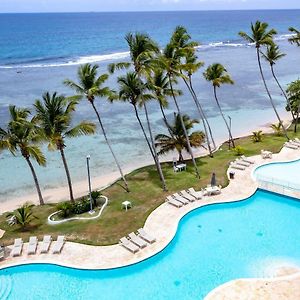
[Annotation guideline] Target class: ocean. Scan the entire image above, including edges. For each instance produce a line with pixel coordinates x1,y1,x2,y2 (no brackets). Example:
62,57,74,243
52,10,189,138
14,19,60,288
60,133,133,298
0,10,299,202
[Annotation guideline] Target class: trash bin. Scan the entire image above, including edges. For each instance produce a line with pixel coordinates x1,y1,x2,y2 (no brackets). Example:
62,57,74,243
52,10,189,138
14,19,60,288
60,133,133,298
229,171,235,179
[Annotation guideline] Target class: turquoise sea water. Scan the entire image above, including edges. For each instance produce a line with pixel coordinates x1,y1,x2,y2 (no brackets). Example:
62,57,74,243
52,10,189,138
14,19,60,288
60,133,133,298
0,189,300,299
0,10,300,201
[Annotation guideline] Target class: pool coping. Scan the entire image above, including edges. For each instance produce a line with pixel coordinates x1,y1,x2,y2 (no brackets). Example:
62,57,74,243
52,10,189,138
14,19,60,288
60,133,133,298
1,145,300,299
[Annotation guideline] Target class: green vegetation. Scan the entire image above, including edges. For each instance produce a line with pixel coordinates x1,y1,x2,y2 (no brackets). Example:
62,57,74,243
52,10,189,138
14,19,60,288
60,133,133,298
0,131,298,246
252,130,263,142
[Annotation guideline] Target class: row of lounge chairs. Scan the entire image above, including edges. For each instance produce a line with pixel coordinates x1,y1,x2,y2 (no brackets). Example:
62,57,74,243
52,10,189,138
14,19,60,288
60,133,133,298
11,235,65,257
230,155,255,170
119,228,156,253
285,138,300,150
166,188,202,208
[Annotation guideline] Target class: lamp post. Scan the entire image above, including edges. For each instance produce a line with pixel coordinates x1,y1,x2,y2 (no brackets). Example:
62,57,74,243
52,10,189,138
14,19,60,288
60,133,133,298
86,155,94,214
228,116,232,150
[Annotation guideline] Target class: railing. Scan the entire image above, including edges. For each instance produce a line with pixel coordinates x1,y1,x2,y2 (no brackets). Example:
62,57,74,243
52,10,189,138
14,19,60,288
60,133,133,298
256,174,300,191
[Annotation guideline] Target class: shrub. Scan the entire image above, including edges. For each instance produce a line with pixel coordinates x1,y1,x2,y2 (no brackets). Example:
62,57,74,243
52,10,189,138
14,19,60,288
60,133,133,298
252,130,263,142
71,198,90,215
56,202,73,218
233,145,245,156
91,190,101,206
270,123,282,136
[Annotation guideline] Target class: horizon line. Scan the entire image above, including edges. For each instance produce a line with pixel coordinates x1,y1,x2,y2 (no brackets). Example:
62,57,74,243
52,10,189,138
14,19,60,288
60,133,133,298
1,8,300,14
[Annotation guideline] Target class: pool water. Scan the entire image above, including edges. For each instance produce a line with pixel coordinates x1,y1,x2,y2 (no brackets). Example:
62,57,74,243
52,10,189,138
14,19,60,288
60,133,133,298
254,159,300,189
1,189,300,300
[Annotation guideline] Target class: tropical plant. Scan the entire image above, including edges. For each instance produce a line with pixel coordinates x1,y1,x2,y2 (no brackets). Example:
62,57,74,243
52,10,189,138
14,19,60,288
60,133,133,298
288,27,300,46
270,122,282,136
64,64,129,192
239,21,289,140
286,79,300,132
0,106,46,205
6,203,37,229
233,145,245,156
155,113,205,162
155,38,200,177
91,190,101,206
203,63,235,148
173,26,216,156
72,198,91,215
261,44,295,122
252,130,263,142
34,92,96,203
56,201,73,218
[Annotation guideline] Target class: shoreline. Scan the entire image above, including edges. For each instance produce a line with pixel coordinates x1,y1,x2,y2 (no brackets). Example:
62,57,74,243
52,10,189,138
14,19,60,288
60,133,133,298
0,115,292,213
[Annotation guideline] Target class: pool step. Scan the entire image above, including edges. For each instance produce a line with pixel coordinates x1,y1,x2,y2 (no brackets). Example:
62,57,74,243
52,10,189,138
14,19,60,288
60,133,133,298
0,273,13,300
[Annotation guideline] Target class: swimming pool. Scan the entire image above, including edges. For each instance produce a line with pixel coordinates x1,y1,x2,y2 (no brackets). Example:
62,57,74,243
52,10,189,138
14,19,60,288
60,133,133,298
1,189,300,300
254,159,300,190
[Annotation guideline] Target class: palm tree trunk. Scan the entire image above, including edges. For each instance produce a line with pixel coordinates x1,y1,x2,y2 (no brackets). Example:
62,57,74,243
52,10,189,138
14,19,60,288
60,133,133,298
159,103,174,136
144,103,167,191
189,77,217,150
270,65,295,122
90,101,130,192
213,86,235,148
181,76,214,157
59,147,74,203
256,49,289,140
295,105,300,133
168,74,200,178
24,156,44,205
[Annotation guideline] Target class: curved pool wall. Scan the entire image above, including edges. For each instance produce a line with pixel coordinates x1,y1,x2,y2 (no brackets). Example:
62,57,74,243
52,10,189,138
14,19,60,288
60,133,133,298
1,189,300,300
253,158,300,190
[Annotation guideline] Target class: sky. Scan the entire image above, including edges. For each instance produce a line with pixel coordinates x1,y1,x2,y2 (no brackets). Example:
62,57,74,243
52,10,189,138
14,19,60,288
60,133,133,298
0,0,299,13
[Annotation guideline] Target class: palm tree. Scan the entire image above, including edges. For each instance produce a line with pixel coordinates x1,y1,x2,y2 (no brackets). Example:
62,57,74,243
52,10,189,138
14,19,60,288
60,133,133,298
203,63,235,148
114,72,168,189
270,123,282,136
34,92,96,203
239,21,289,140
288,27,300,46
6,203,37,230
155,113,205,162
286,79,300,132
64,63,129,192
252,130,263,142
261,44,295,122
156,41,200,178
0,106,46,205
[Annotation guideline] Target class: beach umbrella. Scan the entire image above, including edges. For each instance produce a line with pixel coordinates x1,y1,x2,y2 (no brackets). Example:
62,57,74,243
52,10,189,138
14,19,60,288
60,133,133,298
211,173,216,187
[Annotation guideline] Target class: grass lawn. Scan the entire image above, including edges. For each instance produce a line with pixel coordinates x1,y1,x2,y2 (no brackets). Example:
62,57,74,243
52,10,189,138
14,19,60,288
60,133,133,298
0,130,298,246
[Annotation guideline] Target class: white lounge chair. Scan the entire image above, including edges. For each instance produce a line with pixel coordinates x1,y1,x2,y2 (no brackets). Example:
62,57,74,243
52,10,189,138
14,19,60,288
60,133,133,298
128,232,147,248
187,188,202,200
40,235,52,253
235,159,250,167
294,138,300,144
11,238,23,257
180,190,195,202
284,142,298,150
27,236,38,255
52,236,65,254
166,197,183,208
172,193,189,205
229,162,245,170
240,155,254,164
137,228,156,244
119,237,139,253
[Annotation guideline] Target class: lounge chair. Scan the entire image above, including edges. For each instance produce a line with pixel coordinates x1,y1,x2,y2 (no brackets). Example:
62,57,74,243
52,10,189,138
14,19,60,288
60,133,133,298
229,162,245,170
166,197,183,208
137,228,156,244
11,238,23,257
235,159,250,167
187,188,202,200
119,237,139,253
128,232,147,248
52,236,65,254
240,155,254,164
40,235,52,253
294,138,300,144
284,142,298,150
180,190,195,202
27,236,38,255
172,193,189,205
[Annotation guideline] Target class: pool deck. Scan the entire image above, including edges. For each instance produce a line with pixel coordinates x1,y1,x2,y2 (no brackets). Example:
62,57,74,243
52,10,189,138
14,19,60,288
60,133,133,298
1,145,300,299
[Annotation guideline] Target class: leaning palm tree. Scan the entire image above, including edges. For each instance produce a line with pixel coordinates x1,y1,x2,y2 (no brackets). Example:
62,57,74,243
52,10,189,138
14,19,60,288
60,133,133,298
114,71,167,190
261,44,295,122
64,63,129,192
155,42,200,178
0,106,46,205
34,92,96,203
288,27,300,46
155,113,205,162
239,21,289,140
203,63,235,148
